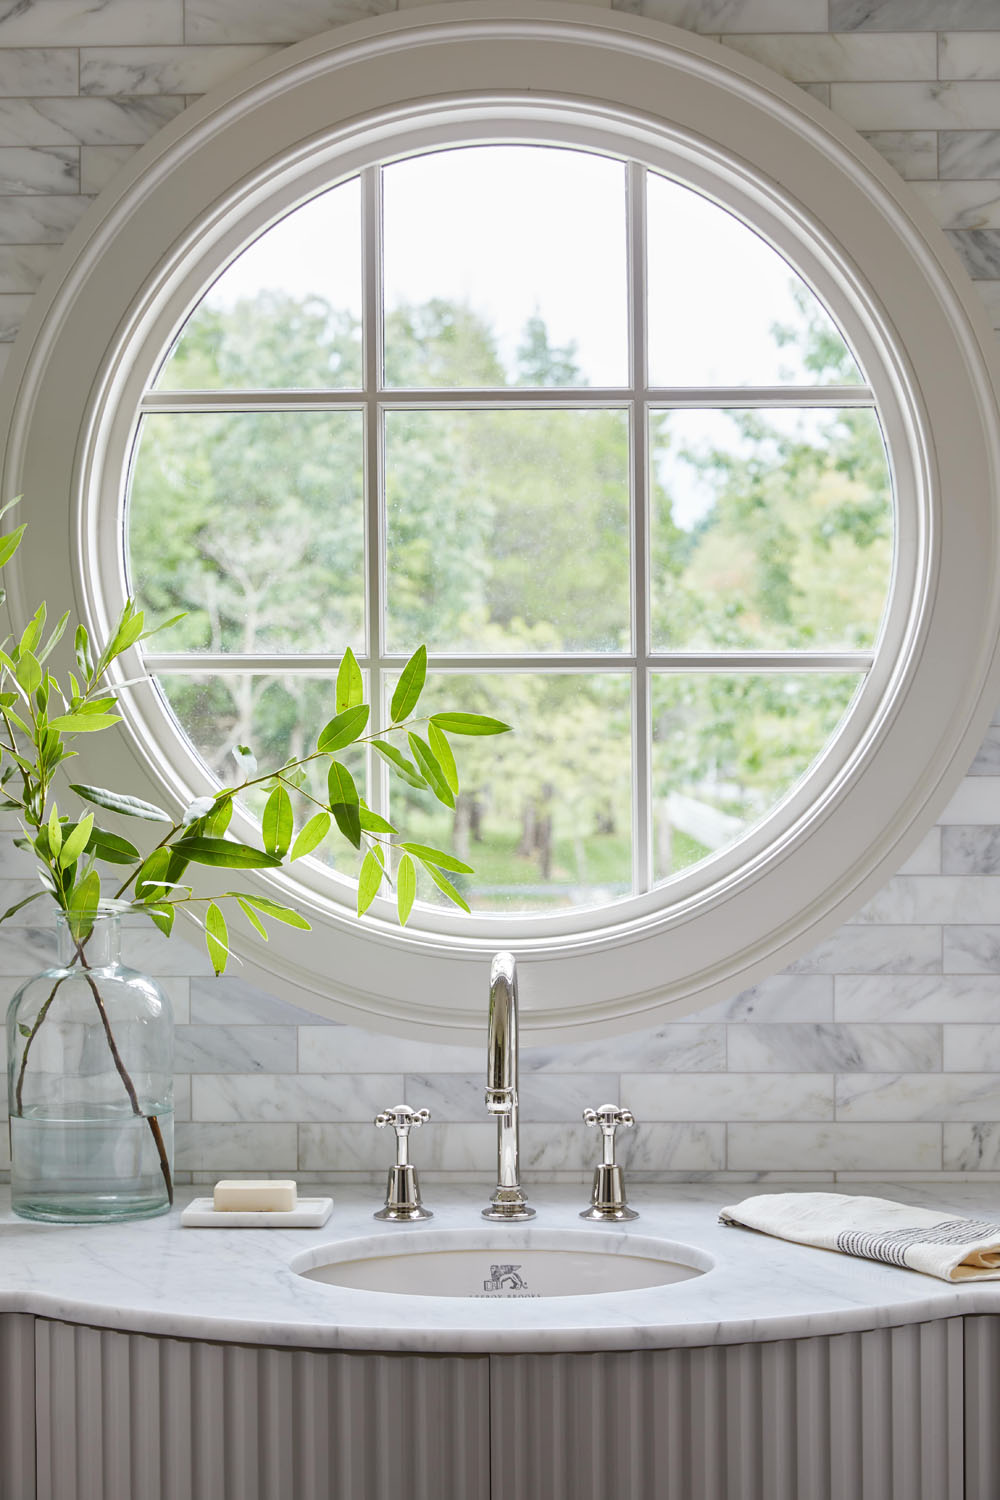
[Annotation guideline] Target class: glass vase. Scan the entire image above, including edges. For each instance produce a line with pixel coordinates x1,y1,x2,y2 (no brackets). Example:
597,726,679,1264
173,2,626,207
6,909,174,1223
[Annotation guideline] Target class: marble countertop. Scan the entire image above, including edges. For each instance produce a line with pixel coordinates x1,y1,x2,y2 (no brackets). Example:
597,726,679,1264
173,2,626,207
4,1181,1000,1353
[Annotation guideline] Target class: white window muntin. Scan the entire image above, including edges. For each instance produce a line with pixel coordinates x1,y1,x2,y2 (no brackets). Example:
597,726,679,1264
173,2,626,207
99,113,908,944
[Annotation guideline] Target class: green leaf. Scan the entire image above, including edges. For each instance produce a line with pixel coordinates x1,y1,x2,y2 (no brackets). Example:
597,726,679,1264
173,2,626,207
74,624,94,683
327,760,361,849
408,732,455,809
399,841,474,874
0,496,21,522
135,846,172,899
428,712,512,736
19,604,44,658
140,612,186,641
397,853,416,926
17,1022,30,1039
70,783,172,822
0,523,26,570
358,807,397,836
316,703,369,754
423,861,471,914
428,722,459,797
205,902,229,976
204,797,233,837
59,812,93,869
371,739,427,790
290,811,330,860
357,849,384,916
262,784,293,858
228,892,311,930
144,902,175,938
47,713,122,733
390,644,427,723
87,827,141,866
37,610,70,665
336,647,364,713
236,897,268,940
47,803,62,859
183,795,215,824
171,837,282,870
66,868,101,942
0,890,43,924
15,651,40,696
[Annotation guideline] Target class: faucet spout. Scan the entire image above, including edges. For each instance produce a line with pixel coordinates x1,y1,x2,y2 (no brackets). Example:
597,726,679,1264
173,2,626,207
483,951,535,1221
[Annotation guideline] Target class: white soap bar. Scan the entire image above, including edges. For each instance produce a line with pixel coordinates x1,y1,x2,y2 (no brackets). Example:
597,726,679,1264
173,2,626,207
213,1180,298,1212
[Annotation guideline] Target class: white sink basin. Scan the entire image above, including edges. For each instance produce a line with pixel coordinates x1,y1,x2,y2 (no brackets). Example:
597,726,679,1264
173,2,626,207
292,1228,711,1299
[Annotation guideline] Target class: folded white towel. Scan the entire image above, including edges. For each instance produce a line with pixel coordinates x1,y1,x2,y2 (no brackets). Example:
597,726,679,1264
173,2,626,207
719,1192,1000,1282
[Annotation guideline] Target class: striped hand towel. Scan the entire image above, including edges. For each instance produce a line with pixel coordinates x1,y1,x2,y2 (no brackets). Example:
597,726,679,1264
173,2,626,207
719,1192,1000,1282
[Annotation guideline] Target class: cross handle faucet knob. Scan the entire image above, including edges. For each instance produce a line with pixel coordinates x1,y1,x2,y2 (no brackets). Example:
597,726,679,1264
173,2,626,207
583,1104,635,1165
373,1105,432,1222
580,1104,639,1222
375,1105,430,1141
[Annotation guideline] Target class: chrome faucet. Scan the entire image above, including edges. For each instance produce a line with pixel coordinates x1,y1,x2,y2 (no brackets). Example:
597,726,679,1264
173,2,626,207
482,951,535,1221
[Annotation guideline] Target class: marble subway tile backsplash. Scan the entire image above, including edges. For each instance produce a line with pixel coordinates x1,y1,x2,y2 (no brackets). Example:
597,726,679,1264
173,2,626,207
3,0,1000,1183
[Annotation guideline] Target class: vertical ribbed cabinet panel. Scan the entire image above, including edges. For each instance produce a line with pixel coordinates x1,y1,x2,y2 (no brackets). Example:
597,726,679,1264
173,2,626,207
490,1319,965,1500
33,1320,489,1500
964,1313,1000,1500
0,1314,35,1500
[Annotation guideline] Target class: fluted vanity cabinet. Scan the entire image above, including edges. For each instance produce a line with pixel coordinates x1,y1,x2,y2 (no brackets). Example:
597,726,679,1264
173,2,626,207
4,1312,996,1500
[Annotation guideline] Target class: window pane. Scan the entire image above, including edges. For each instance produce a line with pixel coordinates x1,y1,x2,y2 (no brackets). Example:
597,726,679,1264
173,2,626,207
154,178,363,390
647,173,862,387
649,408,892,650
382,146,628,388
385,409,631,653
651,673,862,883
127,411,365,653
156,673,365,877
385,673,633,912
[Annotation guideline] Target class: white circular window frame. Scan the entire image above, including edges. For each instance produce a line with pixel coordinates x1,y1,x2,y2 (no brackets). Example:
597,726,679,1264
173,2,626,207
2,1,1000,1041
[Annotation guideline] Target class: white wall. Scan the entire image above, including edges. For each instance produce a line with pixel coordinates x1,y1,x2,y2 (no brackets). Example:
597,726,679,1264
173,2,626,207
2,0,1000,1186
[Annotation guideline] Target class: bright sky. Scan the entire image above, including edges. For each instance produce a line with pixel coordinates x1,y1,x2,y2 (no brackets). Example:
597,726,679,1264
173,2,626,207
196,144,862,528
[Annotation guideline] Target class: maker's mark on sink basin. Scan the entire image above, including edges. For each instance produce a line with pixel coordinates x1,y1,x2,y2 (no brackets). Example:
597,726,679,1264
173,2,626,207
292,1229,712,1299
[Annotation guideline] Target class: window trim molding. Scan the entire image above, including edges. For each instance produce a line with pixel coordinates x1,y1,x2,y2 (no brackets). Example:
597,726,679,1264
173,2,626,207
2,1,999,1040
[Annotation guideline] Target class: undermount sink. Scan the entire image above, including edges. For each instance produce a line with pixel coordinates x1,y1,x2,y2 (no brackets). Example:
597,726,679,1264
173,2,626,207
292,1228,712,1299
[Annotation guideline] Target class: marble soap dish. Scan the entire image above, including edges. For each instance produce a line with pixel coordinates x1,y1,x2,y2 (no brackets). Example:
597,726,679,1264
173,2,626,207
181,1197,334,1228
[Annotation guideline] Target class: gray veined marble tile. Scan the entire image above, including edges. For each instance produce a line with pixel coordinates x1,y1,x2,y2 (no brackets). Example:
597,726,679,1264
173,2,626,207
80,44,277,97
860,130,937,180
0,0,182,46
727,1122,941,1172
79,142,136,194
943,1122,1000,1170
941,33,1000,80
623,1072,833,1122
175,1122,296,1172
174,1025,298,1074
0,49,78,97
853,875,1000,925
967,725,1000,772
912,183,1000,232
711,974,833,1023
942,827,1000,875
173,1074,191,1124
0,145,76,193
836,1072,1000,1121
0,243,58,290
0,96,184,148
0,292,30,339
121,923,212,977
626,0,827,32
520,1121,725,1174
721,33,937,83
184,0,394,45
405,1072,618,1123
190,975,334,1027
522,1022,726,1072
298,1025,481,1074
948,228,1000,277
940,776,1000,822
832,0,1000,30
299,1120,495,1174
832,81,1000,132
784,923,941,974
944,924,1000,973
940,130,1000,178
191,1072,403,1123
727,1023,941,1073
835,973,1000,1023
943,1024,1000,1071
897,829,941,876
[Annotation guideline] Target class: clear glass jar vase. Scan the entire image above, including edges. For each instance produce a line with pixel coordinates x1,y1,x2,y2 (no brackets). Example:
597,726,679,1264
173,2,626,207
6,909,174,1223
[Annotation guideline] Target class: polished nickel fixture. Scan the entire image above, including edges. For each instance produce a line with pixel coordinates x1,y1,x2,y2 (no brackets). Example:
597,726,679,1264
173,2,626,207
580,1104,638,1221
373,1104,433,1221
483,951,535,1221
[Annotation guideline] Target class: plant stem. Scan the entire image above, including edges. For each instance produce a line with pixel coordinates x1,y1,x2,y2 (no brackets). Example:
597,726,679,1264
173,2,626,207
13,968,67,1115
